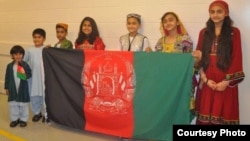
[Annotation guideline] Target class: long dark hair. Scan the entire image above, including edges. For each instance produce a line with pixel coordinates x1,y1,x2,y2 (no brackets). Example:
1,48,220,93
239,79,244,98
200,16,233,71
75,17,100,44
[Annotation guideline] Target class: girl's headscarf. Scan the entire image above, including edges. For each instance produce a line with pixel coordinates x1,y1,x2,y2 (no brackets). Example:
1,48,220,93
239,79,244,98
160,12,187,36
209,0,229,16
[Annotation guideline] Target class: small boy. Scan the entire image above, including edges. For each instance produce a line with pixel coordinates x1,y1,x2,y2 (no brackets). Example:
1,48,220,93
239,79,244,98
54,23,73,49
119,13,152,52
23,28,49,123
5,45,31,127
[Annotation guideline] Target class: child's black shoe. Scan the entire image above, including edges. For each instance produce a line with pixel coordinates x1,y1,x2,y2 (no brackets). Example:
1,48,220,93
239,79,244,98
10,119,19,127
19,120,27,127
32,113,42,122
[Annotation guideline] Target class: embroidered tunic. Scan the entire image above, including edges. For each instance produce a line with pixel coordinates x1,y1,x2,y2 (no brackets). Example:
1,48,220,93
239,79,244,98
155,34,193,53
54,38,73,49
75,37,105,50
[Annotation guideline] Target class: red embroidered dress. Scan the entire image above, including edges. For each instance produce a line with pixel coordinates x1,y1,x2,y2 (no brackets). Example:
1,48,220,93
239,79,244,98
195,27,245,124
75,37,105,50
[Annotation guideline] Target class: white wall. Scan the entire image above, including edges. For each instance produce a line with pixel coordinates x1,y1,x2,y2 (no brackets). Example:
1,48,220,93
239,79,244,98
0,0,249,124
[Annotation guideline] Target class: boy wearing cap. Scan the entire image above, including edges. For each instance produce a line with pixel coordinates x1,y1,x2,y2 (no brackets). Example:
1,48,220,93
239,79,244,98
119,13,152,52
54,23,73,49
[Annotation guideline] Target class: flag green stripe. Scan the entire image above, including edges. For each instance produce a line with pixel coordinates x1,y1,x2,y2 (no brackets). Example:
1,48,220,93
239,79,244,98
17,72,26,80
133,52,194,141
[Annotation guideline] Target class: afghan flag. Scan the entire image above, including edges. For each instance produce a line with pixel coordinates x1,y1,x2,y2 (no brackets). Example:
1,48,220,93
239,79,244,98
43,47,194,141
17,62,26,80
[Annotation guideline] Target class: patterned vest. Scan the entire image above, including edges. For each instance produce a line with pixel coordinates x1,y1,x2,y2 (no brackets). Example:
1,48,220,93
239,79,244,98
120,33,146,51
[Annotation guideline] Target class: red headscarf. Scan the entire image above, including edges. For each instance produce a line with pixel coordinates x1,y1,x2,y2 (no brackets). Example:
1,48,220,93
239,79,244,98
209,0,229,16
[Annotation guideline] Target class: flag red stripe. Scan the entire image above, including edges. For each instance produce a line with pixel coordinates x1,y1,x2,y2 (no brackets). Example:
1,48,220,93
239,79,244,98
83,50,134,137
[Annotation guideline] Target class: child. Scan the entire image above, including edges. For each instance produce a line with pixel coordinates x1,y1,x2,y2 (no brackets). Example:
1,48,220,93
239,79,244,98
75,17,105,50
120,13,152,52
5,45,31,127
155,12,193,53
192,0,245,124
155,11,196,112
23,28,49,123
54,23,73,49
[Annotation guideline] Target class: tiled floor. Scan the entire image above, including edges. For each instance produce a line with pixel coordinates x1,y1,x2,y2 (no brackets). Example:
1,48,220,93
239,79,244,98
0,94,145,141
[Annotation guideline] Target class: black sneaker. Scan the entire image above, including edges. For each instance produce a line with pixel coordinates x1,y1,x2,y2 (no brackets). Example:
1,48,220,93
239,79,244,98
19,120,27,127
10,119,19,127
32,113,42,122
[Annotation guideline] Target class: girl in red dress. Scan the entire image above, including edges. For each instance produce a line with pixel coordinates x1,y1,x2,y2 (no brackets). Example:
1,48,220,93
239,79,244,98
75,17,105,50
192,0,245,124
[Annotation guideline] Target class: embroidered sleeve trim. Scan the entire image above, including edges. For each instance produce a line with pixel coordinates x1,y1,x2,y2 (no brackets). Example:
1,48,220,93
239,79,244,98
224,71,245,87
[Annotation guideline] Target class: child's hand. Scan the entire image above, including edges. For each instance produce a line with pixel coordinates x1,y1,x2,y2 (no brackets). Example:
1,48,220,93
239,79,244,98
192,50,202,66
198,81,204,89
145,47,152,53
207,79,217,90
78,44,94,50
46,44,51,48
192,50,202,58
5,89,9,95
215,81,229,91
